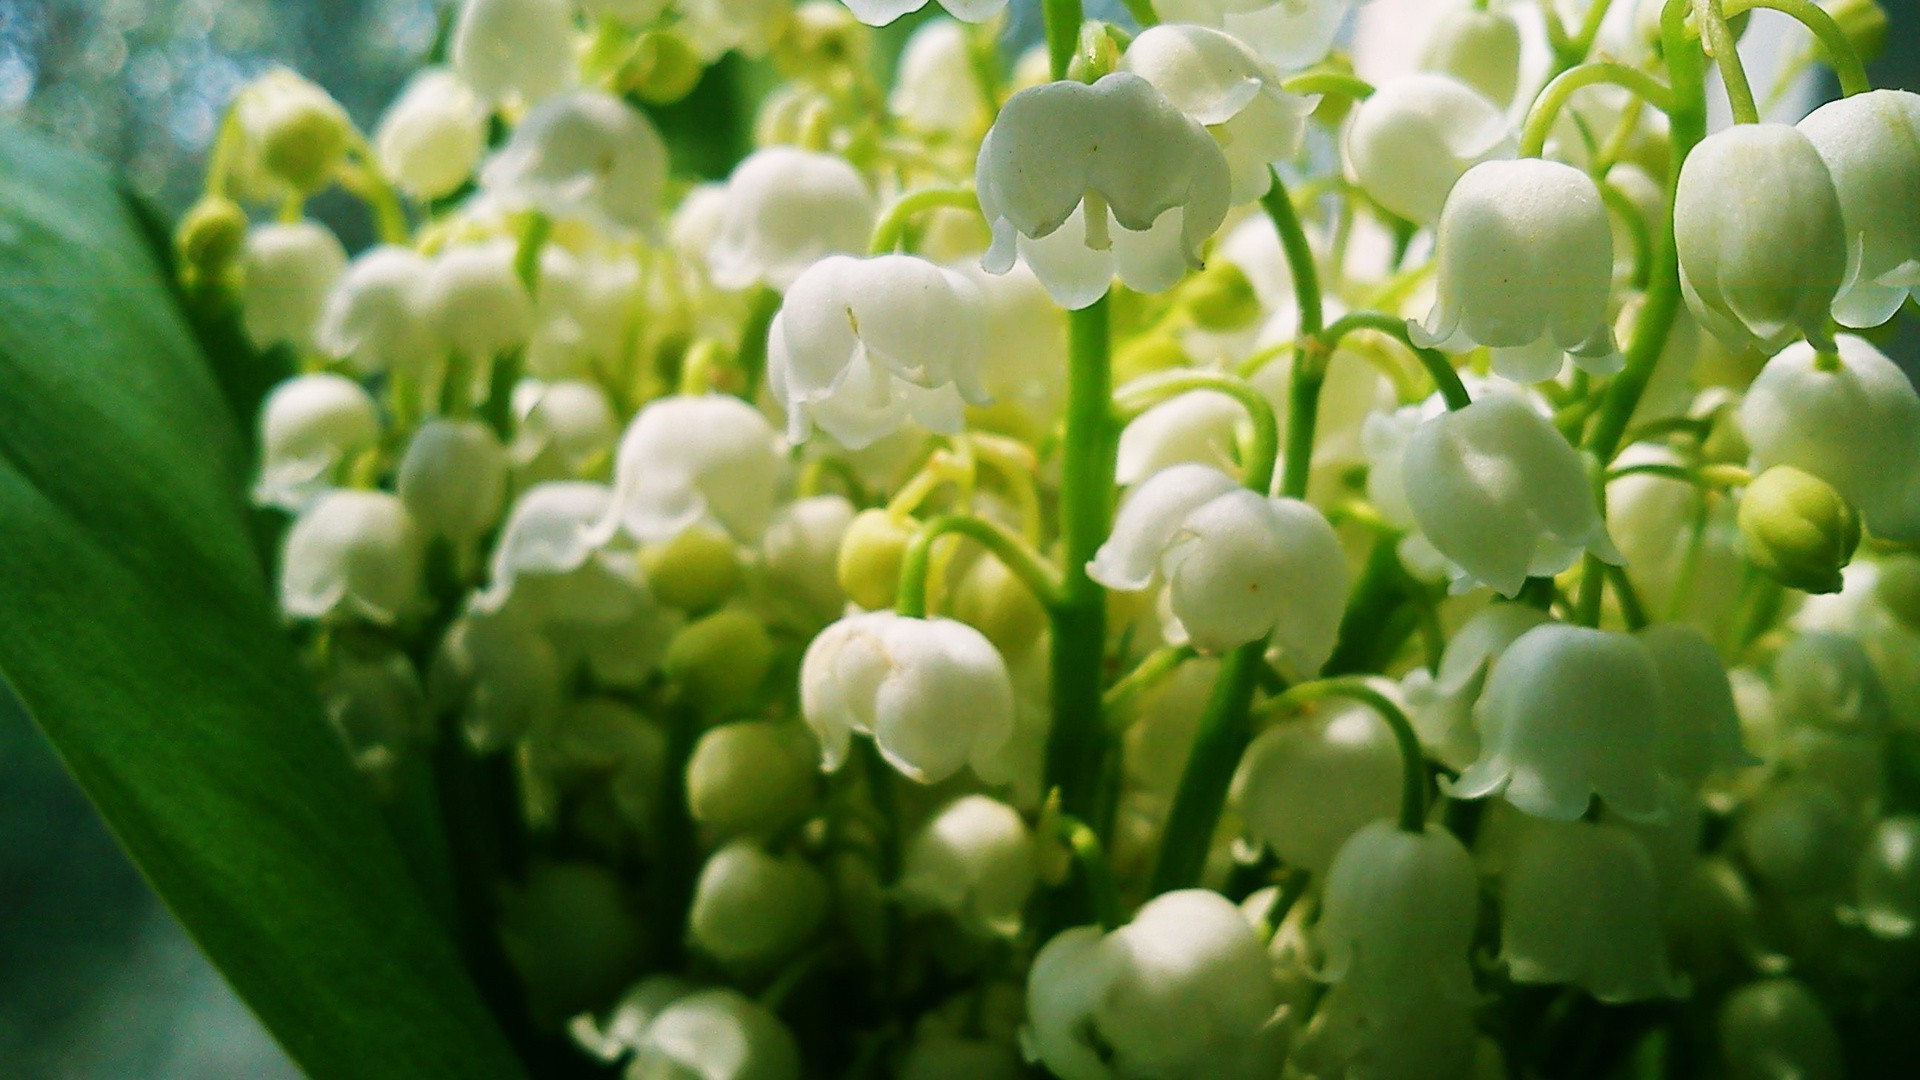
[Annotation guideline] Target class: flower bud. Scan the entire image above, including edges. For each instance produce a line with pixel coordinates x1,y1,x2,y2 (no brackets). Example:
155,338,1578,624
1718,979,1844,1080
524,249,638,381
571,973,692,1064
421,241,533,365
1401,602,1551,771
1453,623,1666,822
374,69,487,200
679,0,792,60
451,0,577,106
889,20,989,136
1180,260,1263,332
1738,465,1863,595
1501,819,1682,1002
1675,124,1846,354
976,72,1231,308
237,69,351,194
396,419,510,543
709,146,875,291
1344,73,1514,226
254,373,381,512
1414,159,1618,382
1232,699,1404,876
688,841,830,970
1851,815,1920,939
633,989,803,1080
618,30,705,105
1418,5,1523,107
951,552,1048,657
1741,334,1920,542
316,245,434,377
686,721,817,837
1736,779,1856,895
1402,394,1622,597
511,379,618,482
762,494,855,625
240,222,347,353
280,490,424,624
772,2,869,81
480,90,668,235
1821,0,1890,62
663,608,775,715
800,611,1015,784
175,197,249,285
1316,821,1479,1007
1797,89,1920,327
1091,464,1348,665
432,607,565,750
898,795,1036,937
1026,890,1283,1080
837,508,916,611
640,523,741,612
600,394,783,545
497,862,646,1027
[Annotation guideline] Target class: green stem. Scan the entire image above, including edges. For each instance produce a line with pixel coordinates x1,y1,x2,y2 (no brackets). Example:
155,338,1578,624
513,211,550,293
1280,71,1376,102
1113,370,1280,494
1575,554,1608,627
867,187,980,255
1102,644,1197,718
1043,0,1085,81
1057,813,1122,930
1148,640,1264,893
1260,677,1427,833
1698,0,1760,123
1318,311,1472,411
734,286,782,401
1261,169,1325,499
1723,0,1871,95
894,514,1063,619
1045,296,1116,826
1118,0,1159,29
1519,63,1674,158
1609,564,1651,630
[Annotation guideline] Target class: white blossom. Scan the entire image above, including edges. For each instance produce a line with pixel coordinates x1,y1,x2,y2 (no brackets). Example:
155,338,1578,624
760,494,856,625
1344,73,1513,226
898,794,1036,937
1153,0,1355,72
511,379,618,481
632,989,803,1080
234,69,351,195
1638,622,1759,786
315,245,433,377
280,489,424,624
709,147,875,291
432,606,565,751
1502,819,1682,1001
1114,389,1247,486
374,68,487,200
450,0,577,106
1232,699,1404,875
976,72,1231,309
840,0,1006,28
597,394,783,546
523,248,638,381
1417,3,1523,106
479,90,667,235
1400,602,1551,771
254,373,381,512
1316,821,1480,1008
1717,979,1844,1080
889,20,990,135
421,241,534,367
688,842,830,970
396,419,509,543
1797,89,1920,329
240,222,347,353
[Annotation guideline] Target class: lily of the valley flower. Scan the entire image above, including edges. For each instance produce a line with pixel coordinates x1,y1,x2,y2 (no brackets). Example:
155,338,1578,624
709,146,876,291
374,68,487,201
898,794,1036,938
396,419,510,543
1152,0,1355,72
1401,602,1552,771
1638,622,1760,786
316,245,433,377
241,222,347,353
280,489,425,624
1417,3,1523,106
479,90,668,235
1797,89,1920,329
254,373,381,512
1316,821,1480,1009
1232,699,1405,875
976,72,1231,309
840,0,1006,27
450,0,577,106
1344,72,1513,226
1501,819,1683,1002
767,254,990,448
598,394,784,546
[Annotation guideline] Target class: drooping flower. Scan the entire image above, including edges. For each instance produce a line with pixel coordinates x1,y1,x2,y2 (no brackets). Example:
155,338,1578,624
708,146,875,291
1232,698,1404,875
479,90,668,235
1502,819,1683,1001
630,989,803,1080
898,794,1037,937
1152,0,1356,72
511,379,619,482
1089,463,1349,665
597,394,784,546
1400,601,1552,771
1717,979,1845,1080
975,72,1231,309
1344,73,1513,226
374,68,487,201
395,419,510,543
240,222,347,353
1638,622,1759,786
315,245,433,377
688,841,831,971
766,254,989,448
253,373,381,512
1413,158,1619,383
839,0,1006,27
1113,389,1248,486
1316,820,1480,1008
280,489,425,624
1417,3,1523,106
889,20,991,135
450,0,577,106
1796,89,1920,329
420,240,534,368
234,68,352,195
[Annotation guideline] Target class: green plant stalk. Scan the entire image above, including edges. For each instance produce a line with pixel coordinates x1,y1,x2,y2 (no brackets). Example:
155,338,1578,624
1058,813,1123,930
1723,0,1872,94
1263,168,1326,500
1318,310,1472,410
868,187,980,255
1519,63,1675,158
1698,0,1760,123
894,513,1063,619
1044,0,1084,81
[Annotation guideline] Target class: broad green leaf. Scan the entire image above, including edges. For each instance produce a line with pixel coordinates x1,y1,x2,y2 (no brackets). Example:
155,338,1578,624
0,129,525,1079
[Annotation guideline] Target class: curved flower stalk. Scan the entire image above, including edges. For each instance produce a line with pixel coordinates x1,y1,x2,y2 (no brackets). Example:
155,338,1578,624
975,72,1231,309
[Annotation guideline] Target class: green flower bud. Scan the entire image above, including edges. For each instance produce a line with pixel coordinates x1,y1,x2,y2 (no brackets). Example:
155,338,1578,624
1822,0,1889,63
175,197,250,285
837,508,915,612
640,523,742,612
951,553,1047,657
686,721,817,837
620,31,705,106
239,70,353,195
1180,260,1262,332
772,2,869,83
1875,555,1920,632
662,607,773,715
1738,466,1862,595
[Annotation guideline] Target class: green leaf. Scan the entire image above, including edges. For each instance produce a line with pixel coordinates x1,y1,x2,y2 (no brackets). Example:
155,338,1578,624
0,130,525,1079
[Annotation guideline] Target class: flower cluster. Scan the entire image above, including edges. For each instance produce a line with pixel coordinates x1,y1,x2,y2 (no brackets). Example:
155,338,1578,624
188,0,1920,1076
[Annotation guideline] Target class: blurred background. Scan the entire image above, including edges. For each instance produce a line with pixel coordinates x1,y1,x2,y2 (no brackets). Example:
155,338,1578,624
0,1,1915,1076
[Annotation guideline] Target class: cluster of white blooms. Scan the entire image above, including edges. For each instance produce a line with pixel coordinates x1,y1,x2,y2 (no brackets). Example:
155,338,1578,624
184,0,1920,1075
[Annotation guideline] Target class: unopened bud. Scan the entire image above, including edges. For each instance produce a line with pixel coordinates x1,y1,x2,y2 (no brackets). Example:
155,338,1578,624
239,70,353,194
773,2,869,83
952,553,1047,657
620,31,705,105
1876,555,1920,631
688,841,830,971
662,607,774,715
1181,260,1262,332
1113,330,1188,384
1738,466,1861,595
176,197,249,285
686,721,817,837
640,523,742,612
837,508,915,611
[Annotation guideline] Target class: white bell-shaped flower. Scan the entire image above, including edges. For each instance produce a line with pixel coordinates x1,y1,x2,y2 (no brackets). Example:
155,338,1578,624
889,20,990,135
1413,159,1619,382
1401,602,1551,771
421,241,534,365
1232,699,1404,875
1638,622,1759,786
1417,4,1523,106
1402,394,1622,597
523,249,638,381
432,606,565,751
767,254,989,448
761,494,856,625
240,222,347,353
1089,464,1349,664
1025,890,1283,1080
1121,25,1313,205
1453,623,1667,822
396,419,509,543
474,482,634,623
1735,778,1858,896
479,90,667,235
799,611,1016,785
708,147,875,291
253,373,381,512
1344,73,1514,226
280,489,424,624
315,245,433,377
679,0,790,60
1316,821,1479,1007
511,379,618,481
598,394,783,546
898,794,1036,937
1674,123,1847,354
1501,819,1682,1002
374,68,487,201
1718,979,1844,1080
687,842,830,971
976,72,1231,309
1741,333,1920,542
1797,89,1920,329
631,989,802,1080
1153,0,1355,72
840,0,1005,27
1114,389,1249,487
450,0,577,106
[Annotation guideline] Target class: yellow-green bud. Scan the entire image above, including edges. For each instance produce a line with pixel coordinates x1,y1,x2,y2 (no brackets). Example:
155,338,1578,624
1876,555,1920,632
1067,21,1123,84
175,197,250,284
952,554,1047,657
240,71,353,194
1821,0,1889,63
1738,466,1862,595
1181,260,1262,332
772,2,869,83
837,509,915,611
686,720,817,837
641,523,742,613
1113,331,1189,385
620,31,705,105
663,608,774,715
